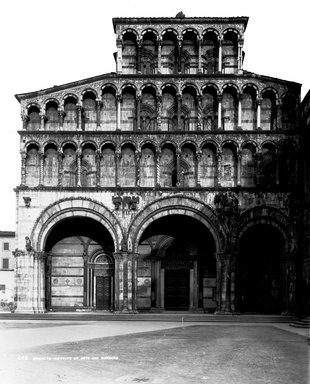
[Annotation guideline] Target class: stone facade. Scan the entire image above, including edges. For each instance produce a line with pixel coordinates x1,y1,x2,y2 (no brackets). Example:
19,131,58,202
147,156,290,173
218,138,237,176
14,15,303,314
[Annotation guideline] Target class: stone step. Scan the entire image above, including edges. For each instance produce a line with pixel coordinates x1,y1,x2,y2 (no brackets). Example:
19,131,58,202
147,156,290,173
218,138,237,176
290,316,310,328
0,312,297,323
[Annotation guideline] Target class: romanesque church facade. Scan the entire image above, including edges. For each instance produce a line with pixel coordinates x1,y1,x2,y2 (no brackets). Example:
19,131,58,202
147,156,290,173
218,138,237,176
13,15,303,314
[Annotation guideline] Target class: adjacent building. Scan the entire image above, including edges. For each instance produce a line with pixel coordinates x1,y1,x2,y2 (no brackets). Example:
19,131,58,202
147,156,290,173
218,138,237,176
13,14,303,314
0,231,15,309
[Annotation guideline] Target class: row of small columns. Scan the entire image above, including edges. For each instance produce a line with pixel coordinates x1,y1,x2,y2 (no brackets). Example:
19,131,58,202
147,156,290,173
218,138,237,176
117,36,244,74
20,146,286,188
22,95,282,131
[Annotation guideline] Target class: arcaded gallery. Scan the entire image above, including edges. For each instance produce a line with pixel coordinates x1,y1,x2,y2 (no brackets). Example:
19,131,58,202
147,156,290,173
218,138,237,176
13,14,305,315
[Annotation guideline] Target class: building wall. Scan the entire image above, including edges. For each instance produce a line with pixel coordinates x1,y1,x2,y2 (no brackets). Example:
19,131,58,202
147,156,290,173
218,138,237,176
13,16,302,314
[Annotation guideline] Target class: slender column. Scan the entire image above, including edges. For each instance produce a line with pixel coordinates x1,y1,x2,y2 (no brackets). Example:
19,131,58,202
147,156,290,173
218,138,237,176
196,151,202,187
57,149,64,187
275,149,280,185
155,260,162,310
46,254,52,309
21,112,29,130
198,37,202,74
157,39,162,74
177,37,182,73
135,150,141,187
128,253,138,313
177,94,182,130
216,150,222,187
20,151,27,186
116,94,122,131
254,149,262,186
38,252,47,313
189,268,194,310
95,150,101,187
155,151,161,187
238,94,242,129
257,98,262,130
282,252,297,315
218,39,222,73
160,268,165,310
96,99,102,130
156,95,162,130
276,99,282,130
237,149,242,186
218,95,222,130
176,150,181,187
197,95,202,130
115,149,121,187
76,104,82,130
216,252,232,314
58,109,65,131
83,252,88,307
136,94,141,130
39,112,46,131
113,253,124,311
137,40,142,73
39,150,44,186
237,38,243,73
116,37,123,73
76,149,81,187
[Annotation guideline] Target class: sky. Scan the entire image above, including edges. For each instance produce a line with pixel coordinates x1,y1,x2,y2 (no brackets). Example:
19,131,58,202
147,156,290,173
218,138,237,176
0,0,309,231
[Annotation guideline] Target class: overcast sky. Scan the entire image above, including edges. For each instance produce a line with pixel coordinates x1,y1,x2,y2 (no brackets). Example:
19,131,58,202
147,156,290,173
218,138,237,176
0,0,309,231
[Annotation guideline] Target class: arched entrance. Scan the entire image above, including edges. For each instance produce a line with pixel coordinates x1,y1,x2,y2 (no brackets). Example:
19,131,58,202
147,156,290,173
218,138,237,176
237,224,284,313
45,217,115,311
137,215,217,312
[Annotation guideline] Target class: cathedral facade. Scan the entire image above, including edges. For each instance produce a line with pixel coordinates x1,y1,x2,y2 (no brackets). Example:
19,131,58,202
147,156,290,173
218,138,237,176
13,15,302,314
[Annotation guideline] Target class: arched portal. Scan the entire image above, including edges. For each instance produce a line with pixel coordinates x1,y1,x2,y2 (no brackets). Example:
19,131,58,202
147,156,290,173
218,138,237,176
237,224,284,313
137,215,216,312
45,217,115,311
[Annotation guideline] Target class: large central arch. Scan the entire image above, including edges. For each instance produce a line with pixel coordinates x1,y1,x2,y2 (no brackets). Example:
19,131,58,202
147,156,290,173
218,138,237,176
127,195,226,253
127,196,225,312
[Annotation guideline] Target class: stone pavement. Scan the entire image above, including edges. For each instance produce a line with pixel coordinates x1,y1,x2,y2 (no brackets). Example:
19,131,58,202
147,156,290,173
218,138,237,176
0,320,308,384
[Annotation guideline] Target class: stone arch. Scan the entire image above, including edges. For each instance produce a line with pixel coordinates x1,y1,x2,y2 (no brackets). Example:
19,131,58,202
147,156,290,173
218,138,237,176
30,198,123,253
127,196,226,253
233,206,291,253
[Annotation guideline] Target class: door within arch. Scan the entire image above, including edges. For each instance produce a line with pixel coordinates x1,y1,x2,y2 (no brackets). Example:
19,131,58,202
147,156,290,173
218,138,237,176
137,214,216,312
45,217,115,311
238,224,284,313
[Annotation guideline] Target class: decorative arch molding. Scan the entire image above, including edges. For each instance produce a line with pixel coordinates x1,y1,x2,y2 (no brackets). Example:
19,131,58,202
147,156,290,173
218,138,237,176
121,28,139,39
161,28,179,39
261,87,279,99
201,82,220,94
25,140,41,150
81,140,98,150
241,140,259,151
30,197,123,253
141,28,159,38
234,205,292,254
222,28,240,39
200,139,220,152
81,88,98,98
127,195,226,253
139,140,158,152
101,83,118,94
180,140,198,151
100,140,117,151
42,140,59,151
160,140,178,151
44,98,60,108
202,28,220,39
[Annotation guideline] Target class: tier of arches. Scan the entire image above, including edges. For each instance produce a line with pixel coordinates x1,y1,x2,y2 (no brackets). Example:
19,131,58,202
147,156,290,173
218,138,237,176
23,85,297,132
118,27,243,75
22,139,298,189
18,199,296,314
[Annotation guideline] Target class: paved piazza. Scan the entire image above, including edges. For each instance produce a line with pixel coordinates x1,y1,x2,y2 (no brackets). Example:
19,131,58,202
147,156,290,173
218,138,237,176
0,320,308,384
